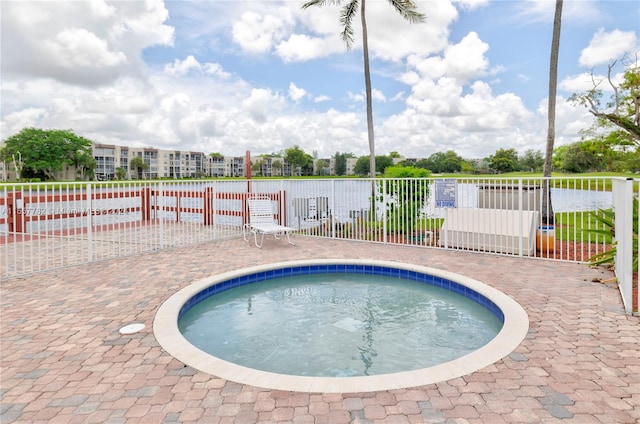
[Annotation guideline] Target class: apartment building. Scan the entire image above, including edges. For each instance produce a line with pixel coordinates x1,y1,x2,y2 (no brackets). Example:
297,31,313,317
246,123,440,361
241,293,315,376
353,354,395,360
93,144,209,180
1,140,392,181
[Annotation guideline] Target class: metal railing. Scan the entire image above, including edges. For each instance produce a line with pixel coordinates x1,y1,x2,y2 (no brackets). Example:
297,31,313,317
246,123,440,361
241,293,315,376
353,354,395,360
611,178,639,314
0,177,626,298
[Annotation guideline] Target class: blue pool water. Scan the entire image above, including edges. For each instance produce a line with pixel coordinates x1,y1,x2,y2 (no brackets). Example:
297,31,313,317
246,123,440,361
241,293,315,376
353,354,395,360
178,267,503,377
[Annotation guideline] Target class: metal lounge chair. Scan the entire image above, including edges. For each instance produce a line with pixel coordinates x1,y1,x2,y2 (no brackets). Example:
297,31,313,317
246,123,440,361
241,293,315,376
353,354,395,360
244,196,296,248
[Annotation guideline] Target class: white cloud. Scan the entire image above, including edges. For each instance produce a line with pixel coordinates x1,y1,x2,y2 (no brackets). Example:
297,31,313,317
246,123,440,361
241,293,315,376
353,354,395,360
288,83,307,102
242,88,286,123
372,89,386,102
203,63,231,79
536,96,593,146
1,0,173,86
452,0,489,12
139,114,176,145
1,108,48,133
406,32,489,83
2,0,631,162
579,29,639,67
81,78,155,115
515,0,601,24
276,34,344,62
366,0,458,61
45,28,127,68
232,10,294,54
348,92,365,103
442,32,489,81
286,0,457,63
559,72,601,95
559,68,627,109
390,92,405,102
163,56,233,80
517,74,531,83
164,55,201,76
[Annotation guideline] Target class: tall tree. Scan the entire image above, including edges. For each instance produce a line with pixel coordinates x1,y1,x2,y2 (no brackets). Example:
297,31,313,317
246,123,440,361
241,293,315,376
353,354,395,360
115,167,127,180
302,0,425,180
130,156,148,180
569,59,640,143
487,148,519,173
542,0,563,225
0,128,94,181
285,145,313,176
271,159,283,176
334,151,347,176
519,149,544,173
353,155,394,176
252,158,266,176
73,151,96,181
316,159,329,176
353,156,371,176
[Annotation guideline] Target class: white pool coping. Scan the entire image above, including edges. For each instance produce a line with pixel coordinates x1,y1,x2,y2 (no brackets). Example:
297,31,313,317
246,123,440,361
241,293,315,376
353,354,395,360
153,259,529,393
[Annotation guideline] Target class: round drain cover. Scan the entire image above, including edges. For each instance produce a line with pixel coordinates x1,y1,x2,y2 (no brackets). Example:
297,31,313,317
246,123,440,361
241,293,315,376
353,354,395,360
119,323,145,335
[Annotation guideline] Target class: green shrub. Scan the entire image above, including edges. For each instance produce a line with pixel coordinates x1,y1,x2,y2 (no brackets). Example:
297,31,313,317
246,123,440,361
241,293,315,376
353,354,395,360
379,166,431,235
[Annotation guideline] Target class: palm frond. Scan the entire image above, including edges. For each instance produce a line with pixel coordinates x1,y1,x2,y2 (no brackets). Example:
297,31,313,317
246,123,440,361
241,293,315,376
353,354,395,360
339,0,359,49
583,196,639,271
386,0,426,24
302,0,425,50
588,247,617,266
302,0,339,10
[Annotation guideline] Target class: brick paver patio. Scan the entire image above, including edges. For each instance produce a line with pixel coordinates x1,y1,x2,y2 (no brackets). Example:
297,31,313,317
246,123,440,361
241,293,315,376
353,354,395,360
2,237,639,423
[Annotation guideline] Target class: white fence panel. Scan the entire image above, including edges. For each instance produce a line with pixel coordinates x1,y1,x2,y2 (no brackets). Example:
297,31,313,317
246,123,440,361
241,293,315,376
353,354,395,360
1,177,620,281
613,178,635,314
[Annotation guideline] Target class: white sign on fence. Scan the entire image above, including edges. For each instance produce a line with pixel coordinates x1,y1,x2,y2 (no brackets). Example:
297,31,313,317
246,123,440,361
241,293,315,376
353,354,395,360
435,179,456,208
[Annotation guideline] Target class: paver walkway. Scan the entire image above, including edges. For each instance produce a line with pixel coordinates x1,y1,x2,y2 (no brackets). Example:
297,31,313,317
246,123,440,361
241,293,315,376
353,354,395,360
1,237,639,423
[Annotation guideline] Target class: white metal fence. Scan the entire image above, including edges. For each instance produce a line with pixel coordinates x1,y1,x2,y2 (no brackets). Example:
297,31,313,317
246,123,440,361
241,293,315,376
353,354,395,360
611,178,639,314
1,177,636,314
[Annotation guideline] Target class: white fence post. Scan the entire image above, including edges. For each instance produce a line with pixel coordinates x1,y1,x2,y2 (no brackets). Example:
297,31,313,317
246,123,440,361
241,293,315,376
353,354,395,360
637,180,639,316
159,182,164,249
613,178,633,314
86,182,93,262
518,179,524,257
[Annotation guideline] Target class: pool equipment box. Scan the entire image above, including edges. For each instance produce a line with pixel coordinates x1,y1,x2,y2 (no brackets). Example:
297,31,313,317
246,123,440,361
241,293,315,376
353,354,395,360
478,184,541,214
439,208,539,256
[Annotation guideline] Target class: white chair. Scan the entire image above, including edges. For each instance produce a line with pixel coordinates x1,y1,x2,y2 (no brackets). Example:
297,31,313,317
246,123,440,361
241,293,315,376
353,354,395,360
244,196,296,248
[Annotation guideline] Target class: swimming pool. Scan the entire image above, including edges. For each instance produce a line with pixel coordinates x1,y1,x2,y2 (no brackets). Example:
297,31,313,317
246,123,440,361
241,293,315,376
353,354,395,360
154,259,529,393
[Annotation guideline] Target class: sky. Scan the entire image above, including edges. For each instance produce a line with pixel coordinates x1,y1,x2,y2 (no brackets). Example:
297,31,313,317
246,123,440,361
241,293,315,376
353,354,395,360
1,0,639,160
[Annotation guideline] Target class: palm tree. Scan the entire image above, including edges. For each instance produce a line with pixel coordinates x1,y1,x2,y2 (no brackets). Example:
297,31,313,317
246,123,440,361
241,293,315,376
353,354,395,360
302,0,425,180
542,0,563,225
252,159,265,177
272,159,283,176
130,156,149,180
115,167,127,180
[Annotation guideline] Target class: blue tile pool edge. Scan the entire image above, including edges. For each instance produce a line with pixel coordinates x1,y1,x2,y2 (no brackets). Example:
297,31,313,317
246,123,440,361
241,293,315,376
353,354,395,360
177,264,505,324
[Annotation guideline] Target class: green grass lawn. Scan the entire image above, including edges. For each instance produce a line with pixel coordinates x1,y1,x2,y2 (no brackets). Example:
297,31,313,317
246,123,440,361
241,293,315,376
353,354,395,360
555,211,613,244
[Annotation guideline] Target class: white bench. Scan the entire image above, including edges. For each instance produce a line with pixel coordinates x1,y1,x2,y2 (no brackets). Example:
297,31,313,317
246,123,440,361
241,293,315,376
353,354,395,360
439,208,539,255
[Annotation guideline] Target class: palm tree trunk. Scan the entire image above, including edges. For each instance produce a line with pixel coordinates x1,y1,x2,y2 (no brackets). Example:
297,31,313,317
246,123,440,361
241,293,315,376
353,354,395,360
542,0,563,225
361,0,375,180
361,0,377,223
